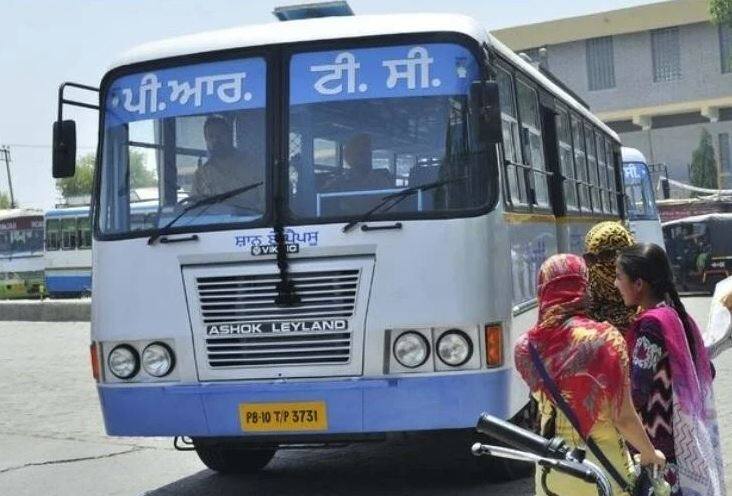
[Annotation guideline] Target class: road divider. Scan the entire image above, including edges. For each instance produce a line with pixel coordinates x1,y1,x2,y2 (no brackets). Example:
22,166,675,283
0,299,91,322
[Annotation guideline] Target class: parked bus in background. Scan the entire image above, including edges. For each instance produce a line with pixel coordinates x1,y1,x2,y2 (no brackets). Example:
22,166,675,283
44,206,92,297
51,10,626,475
622,147,664,246
0,209,45,299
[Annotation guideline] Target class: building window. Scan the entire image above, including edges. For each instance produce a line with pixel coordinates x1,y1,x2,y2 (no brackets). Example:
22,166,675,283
586,36,615,90
721,133,731,172
721,25,732,74
652,27,681,82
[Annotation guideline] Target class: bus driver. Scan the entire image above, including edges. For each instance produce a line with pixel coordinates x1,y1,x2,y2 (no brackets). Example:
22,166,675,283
191,115,263,210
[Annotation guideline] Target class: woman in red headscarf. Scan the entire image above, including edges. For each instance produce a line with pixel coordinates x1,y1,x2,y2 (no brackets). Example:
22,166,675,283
515,254,664,496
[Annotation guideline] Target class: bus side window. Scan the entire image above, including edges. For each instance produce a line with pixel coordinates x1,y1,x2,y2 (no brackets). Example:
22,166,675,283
516,79,550,209
570,115,590,213
77,217,91,249
595,134,609,214
46,219,60,251
61,218,77,250
609,145,620,215
496,66,527,207
584,124,601,213
555,108,578,212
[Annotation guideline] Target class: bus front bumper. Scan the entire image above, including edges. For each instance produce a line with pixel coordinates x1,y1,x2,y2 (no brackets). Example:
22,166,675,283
98,370,511,437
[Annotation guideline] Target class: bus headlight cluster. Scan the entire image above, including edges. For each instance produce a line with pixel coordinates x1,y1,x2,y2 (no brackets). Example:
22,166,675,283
393,332,430,368
141,342,175,377
436,330,472,366
108,345,140,379
107,342,175,380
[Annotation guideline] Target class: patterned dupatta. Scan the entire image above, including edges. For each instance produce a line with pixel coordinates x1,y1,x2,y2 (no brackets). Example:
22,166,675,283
515,254,629,438
629,307,726,496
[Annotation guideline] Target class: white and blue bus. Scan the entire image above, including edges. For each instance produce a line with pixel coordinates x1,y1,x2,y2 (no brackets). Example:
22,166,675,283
52,11,626,473
44,206,93,297
622,147,664,246
0,209,45,299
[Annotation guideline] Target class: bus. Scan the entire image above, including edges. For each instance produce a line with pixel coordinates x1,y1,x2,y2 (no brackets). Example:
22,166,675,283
0,209,45,299
621,147,664,246
52,11,626,474
44,206,93,297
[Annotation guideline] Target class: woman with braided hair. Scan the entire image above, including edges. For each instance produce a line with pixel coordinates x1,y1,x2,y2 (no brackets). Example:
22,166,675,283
615,243,725,496
584,221,636,335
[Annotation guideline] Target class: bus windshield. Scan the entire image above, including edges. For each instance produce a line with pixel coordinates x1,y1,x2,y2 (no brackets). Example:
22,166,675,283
98,57,268,236
287,43,490,219
623,162,658,221
0,215,44,257
97,42,492,237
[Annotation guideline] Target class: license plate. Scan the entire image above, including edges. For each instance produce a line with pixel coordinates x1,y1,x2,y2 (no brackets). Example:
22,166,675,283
239,401,328,432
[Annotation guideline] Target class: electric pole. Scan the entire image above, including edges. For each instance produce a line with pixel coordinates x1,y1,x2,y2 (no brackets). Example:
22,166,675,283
0,146,16,208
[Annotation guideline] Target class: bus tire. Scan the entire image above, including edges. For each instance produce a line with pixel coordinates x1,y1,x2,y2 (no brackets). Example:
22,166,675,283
194,444,276,474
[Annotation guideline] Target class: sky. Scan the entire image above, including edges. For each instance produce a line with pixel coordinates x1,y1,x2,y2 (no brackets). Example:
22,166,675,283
0,0,668,210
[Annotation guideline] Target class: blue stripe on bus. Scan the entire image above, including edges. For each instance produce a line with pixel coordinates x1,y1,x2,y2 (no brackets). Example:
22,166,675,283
98,370,510,437
45,275,92,295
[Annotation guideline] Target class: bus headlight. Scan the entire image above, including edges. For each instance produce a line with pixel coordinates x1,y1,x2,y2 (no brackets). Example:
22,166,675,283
141,342,175,377
108,345,140,379
393,332,430,368
436,330,472,367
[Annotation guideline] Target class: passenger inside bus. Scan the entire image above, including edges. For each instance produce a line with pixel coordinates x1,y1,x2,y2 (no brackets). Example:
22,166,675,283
190,115,263,211
321,133,392,192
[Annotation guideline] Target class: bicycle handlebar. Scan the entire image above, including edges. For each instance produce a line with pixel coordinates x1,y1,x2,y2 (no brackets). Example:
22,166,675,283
474,414,613,496
476,412,569,459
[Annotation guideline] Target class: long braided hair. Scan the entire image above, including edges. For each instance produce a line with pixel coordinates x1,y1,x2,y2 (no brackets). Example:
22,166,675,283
617,243,698,365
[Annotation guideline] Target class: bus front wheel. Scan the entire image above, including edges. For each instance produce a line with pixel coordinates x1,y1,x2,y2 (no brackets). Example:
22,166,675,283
193,442,276,474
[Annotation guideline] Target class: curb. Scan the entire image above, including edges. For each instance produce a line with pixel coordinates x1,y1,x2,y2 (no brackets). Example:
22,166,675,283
0,299,91,322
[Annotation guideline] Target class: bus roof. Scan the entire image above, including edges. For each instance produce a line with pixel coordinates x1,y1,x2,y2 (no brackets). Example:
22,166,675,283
621,147,647,164
45,206,91,218
0,208,44,222
109,13,618,141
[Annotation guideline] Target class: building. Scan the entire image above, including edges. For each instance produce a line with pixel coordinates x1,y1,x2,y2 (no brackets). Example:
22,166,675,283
493,0,732,189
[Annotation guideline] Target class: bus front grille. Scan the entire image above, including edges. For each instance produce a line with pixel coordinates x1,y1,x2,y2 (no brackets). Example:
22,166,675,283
196,269,360,368
205,332,352,367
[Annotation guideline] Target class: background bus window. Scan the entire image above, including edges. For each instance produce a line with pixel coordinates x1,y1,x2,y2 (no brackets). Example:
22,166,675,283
61,218,77,250
556,108,578,211
496,67,527,206
45,219,60,251
623,162,657,220
77,217,92,249
571,115,590,211
517,80,549,208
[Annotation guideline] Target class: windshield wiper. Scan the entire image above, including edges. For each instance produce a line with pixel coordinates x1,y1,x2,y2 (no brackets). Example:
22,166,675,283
147,181,263,245
342,177,465,233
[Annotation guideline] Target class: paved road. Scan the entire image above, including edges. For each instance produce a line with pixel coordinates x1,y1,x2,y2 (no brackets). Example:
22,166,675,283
0,297,727,495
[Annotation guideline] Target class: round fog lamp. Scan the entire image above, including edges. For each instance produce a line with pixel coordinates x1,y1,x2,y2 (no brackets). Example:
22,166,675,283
142,342,175,377
393,332,430,368
108,345,140,379
437,330,472,366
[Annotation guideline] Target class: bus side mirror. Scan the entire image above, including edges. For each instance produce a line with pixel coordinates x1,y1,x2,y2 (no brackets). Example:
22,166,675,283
470,81,502,145
660,177,670,199
53,120,77,178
